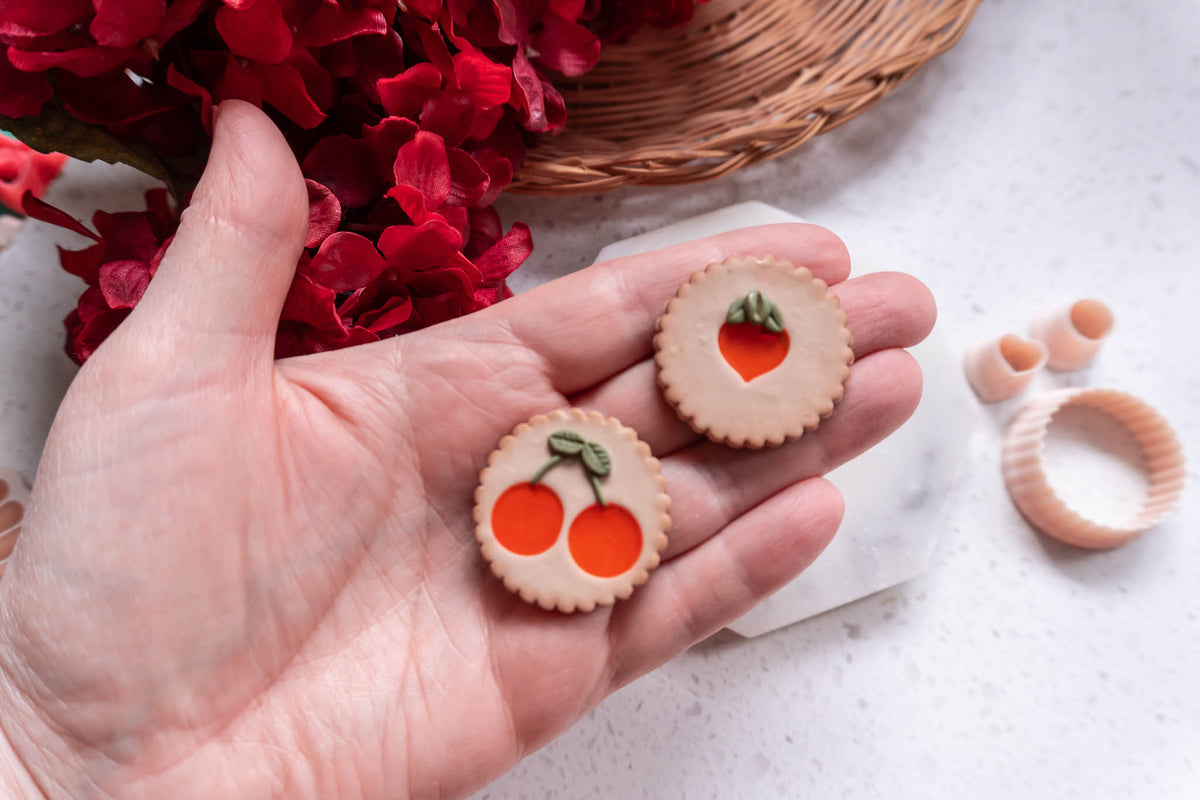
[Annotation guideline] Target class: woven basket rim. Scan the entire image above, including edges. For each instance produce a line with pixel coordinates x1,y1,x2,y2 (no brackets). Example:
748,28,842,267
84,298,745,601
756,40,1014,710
511,0,983,195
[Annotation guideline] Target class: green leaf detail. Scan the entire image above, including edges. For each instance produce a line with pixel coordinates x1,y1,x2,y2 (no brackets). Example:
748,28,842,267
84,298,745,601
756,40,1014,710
548,430,585,456
765,303,785,333
726,296,747,324
581,441,611,477
727,290,787,334
746,290,767,325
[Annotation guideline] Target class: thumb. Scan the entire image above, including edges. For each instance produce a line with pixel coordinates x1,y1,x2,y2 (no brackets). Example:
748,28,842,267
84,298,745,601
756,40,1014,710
129,100,308,364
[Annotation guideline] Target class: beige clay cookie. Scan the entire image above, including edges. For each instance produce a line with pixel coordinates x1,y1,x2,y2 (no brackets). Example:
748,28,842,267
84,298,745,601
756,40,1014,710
654,256,854,448
474,409,670,613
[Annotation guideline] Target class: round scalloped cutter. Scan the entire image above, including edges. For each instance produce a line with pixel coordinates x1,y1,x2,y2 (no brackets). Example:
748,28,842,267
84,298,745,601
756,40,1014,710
474,409,671,613
1002,388,1185,549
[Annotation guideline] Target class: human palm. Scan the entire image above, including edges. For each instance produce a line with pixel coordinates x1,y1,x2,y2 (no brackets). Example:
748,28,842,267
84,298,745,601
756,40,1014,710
0,103,934,799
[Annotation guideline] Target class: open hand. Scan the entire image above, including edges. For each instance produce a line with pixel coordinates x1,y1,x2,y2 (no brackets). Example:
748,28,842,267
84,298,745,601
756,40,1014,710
0,102,934,799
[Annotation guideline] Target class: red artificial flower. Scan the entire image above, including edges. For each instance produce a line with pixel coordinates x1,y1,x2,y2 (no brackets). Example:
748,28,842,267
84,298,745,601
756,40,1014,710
0,0,695,363
0,137,66,214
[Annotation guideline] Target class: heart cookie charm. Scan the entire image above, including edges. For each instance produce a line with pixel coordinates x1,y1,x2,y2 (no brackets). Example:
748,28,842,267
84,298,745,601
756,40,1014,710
654,256,854,449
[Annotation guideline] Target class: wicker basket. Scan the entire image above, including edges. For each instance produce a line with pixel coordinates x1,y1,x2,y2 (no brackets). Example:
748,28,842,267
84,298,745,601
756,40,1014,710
511,0,982,195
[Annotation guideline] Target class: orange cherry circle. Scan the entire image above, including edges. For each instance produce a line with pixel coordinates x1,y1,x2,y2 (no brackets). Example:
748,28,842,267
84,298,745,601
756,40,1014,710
718,321,790,382
491,482,564,556
568,503,643,578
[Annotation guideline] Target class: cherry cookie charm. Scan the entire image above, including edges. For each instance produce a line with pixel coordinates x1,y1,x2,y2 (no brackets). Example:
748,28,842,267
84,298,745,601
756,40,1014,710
655,255,854,448
474,409,670,612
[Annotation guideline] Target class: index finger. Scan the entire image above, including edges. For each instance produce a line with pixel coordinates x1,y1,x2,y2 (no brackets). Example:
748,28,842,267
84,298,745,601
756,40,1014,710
470,223,851,395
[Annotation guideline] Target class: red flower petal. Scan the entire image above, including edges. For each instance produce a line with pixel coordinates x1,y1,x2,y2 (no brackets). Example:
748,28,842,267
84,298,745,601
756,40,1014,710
21,193,100,241
510,51,546,131
6,45,136,78
467,103,504,141
301,135,380,209
492,0,525,46
57,244,104,283
465,206,502,259
158,0,208,43
295,5,389,47
474,222,532,285
142,188,177,239
68,301,130,363
166,64,214,132
91,210,160,262
447,148,489,207
280,272,345,333
452,51,512,108
377,63,442,118
404,0,444,21
90,0,166,48
419,91,475,148
328,29,404,105
304,179,341,248
215,0,293,65
0,1,91,37
542,78,567,130
97,259,152,309
253,58,329,128
393,131,451,209
377,219,463,270
304,231,387,292
473,149,515,207
549,0,588,20
0,54,52,117
402,18,454,75
357,295,414,332
532,14,601,77
363,115,419,174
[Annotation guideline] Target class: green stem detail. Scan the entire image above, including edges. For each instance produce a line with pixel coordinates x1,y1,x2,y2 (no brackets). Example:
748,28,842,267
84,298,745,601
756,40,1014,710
727,290,785,334
589,474,607,507
530,455,564,485
532,430,612,507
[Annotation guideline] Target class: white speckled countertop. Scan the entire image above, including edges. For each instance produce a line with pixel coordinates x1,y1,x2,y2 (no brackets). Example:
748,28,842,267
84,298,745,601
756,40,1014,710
1,0,1197,797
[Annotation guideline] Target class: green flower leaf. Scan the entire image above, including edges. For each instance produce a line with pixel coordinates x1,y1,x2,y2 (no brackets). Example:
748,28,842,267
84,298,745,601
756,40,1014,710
1,105,200,203
548,430,585,456
581,441,611,477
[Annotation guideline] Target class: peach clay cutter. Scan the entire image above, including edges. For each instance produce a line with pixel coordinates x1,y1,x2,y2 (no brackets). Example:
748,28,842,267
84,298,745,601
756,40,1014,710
0,467,30,578
473,409,670,613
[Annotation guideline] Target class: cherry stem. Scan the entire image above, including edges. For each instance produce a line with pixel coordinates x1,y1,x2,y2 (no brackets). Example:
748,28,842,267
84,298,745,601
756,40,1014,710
530,455,563,485
529,453,608,506
589,474,607,507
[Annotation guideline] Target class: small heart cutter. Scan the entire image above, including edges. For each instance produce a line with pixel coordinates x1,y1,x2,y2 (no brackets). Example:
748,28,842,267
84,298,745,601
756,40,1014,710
654,255,854,448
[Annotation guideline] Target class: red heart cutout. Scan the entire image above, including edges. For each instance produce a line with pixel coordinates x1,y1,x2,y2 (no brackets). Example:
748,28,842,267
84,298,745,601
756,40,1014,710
718,322,790,382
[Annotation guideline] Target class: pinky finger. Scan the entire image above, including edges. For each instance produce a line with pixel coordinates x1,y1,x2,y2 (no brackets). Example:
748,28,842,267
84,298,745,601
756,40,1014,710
605,477,844,690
